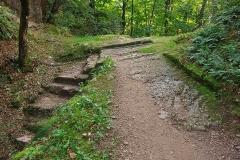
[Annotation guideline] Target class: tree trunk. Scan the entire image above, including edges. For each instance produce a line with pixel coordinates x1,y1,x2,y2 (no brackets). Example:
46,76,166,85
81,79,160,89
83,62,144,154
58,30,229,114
121,0,127,34
193,0,207,30
130,0,134,37
198,0,207,28
149,0,156,25
19,0,30,69
47,0,61,23
144,2,148,25
89,0,96,9
164,0,170,35
211,0,217,21
41,0,48,22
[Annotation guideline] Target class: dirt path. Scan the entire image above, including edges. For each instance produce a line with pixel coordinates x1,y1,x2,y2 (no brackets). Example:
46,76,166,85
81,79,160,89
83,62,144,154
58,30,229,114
101,45,240,160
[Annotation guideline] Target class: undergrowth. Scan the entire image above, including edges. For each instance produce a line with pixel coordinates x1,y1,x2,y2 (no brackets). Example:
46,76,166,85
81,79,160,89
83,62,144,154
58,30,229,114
0,3,18,40
188,6,240,91
187,5,240,116
14,57,116,160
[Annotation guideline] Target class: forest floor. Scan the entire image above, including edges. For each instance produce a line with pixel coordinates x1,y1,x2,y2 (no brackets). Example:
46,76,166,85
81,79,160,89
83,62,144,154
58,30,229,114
1,37,240,159
101,44,240,160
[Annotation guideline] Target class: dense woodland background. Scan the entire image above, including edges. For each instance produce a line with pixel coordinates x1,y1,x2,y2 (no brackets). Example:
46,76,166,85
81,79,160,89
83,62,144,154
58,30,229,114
0,0,240,159
2,0,238,37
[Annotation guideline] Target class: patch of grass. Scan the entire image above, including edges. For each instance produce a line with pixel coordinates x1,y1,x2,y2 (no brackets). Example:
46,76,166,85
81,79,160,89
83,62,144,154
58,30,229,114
13,58,116,160
196,85,221,120
54,42,101,62
138,45,157,53
54,35,134,62
72,35,131,46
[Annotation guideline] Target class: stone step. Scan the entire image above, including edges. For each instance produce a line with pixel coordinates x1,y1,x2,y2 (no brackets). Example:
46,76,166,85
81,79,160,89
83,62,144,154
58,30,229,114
102,39,153,49
16,134,34,147
54,74,89,85
24,94,68,117
54,61,88,85
83,54,100,74
43,83,79,96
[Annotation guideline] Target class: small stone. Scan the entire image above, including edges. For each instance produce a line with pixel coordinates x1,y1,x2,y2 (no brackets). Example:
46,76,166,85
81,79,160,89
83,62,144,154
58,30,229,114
69,152,77,159
158,110,168,120
82,132,92,138
170,150,175,155
16,134,33,146
192,125,206,131
124,141,129,145
235,146,240,150
236,134,240,138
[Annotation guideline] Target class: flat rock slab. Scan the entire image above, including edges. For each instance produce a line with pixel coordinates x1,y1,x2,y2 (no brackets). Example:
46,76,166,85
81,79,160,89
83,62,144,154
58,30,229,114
24,94,68,116
102,38,153,49
44,83,79,96
16,134,34,146
83,54,100,74
54,74,88,85
54,61,88,85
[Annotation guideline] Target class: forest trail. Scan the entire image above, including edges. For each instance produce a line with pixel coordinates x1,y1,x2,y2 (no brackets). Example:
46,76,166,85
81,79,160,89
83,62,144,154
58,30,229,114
101,45,239,160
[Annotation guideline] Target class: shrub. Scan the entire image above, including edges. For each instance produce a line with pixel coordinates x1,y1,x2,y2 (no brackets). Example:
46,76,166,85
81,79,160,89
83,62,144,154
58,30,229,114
0,4,18,40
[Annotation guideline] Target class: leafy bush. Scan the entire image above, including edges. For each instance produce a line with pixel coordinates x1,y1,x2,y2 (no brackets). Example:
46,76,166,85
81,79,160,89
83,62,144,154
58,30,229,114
47,0,121,36
188,5,240,85
0,4,18,40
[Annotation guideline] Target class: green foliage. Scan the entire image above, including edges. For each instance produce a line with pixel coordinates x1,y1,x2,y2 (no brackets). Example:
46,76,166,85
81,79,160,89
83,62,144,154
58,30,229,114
47,0,121,36
42,0,215,37
89,57,116,80
14,58,115,160
188,5,240,85
0,4,18,40
55,43,101,62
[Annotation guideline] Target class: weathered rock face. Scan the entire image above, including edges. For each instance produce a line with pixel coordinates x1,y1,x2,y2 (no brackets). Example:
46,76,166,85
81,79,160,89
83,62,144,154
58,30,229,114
29,0,42,23
1,0,42,23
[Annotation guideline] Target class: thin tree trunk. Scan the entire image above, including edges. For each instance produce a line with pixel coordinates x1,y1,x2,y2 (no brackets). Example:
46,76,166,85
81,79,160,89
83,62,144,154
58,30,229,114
198,0,207,28
150,0,156,25
19,0,30,68
130,0,134,37
89,0,96,16
121,0,127,35
41,0,48,22
144,2,148,25
211,0,217,21
164,0,170,35
193,0,207,31
47,0,61,23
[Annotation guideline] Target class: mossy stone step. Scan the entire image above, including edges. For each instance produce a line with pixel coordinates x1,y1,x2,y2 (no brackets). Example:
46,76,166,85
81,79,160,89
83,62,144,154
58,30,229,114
102,39,153,49
43,83,79,96
24,94,68,117
54,74,89,85
83,54,100,74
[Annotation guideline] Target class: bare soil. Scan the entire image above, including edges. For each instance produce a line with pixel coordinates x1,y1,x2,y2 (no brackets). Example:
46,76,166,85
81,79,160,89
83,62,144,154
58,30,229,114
102,45,240,160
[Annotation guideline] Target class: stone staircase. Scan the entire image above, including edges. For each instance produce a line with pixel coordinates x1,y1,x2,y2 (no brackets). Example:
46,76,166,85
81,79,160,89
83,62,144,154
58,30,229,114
23,55,100,117
17,54,100,145
17,39,153,146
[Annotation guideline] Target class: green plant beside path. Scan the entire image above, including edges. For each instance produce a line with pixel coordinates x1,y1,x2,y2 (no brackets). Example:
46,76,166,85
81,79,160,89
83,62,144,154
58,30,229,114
14,58,116,160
